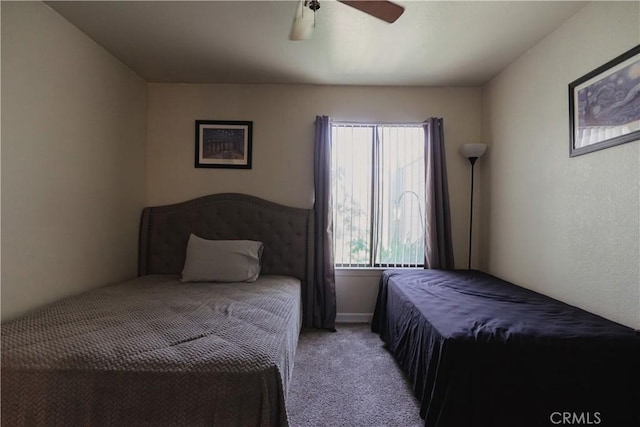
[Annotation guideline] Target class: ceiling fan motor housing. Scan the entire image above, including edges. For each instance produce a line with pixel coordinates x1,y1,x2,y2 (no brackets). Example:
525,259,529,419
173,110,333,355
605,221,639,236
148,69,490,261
307,1,320,12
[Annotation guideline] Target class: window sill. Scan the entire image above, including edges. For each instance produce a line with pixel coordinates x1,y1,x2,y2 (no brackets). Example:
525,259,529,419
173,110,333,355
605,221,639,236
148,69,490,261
335,266,424,277
335,268,384,277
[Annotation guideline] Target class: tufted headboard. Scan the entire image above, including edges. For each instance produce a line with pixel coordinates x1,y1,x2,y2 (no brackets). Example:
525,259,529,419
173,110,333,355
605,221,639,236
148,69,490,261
138,193,313,290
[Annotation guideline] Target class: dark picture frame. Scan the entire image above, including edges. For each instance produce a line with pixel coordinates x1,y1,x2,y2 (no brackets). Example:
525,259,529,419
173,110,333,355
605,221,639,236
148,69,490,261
195,120,253,169
569,45,640,157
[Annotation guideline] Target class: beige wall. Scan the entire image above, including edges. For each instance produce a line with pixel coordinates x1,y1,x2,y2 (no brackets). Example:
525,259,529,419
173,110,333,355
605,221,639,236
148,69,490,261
147,84,482,315
481,1,640,328
1,2,147,321
13,2,630,325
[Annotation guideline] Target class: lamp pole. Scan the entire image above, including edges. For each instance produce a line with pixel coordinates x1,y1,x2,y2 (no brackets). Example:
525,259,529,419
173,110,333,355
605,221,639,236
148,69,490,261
460,143,487,271
467,156,478,270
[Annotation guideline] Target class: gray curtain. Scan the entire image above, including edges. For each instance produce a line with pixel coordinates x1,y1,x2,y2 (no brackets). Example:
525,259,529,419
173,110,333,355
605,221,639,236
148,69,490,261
312,115,337,330
424,118,455,269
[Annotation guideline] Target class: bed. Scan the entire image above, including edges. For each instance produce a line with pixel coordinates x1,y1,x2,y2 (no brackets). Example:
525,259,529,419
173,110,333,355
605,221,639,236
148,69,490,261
372,269,640,427
1,193,313,426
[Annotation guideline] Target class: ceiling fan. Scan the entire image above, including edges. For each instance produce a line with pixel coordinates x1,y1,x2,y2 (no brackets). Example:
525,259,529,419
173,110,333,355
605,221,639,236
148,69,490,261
290,0,405,41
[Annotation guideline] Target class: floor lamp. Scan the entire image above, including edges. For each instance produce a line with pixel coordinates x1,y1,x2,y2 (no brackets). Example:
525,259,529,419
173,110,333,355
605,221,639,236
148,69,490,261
460,143,487,270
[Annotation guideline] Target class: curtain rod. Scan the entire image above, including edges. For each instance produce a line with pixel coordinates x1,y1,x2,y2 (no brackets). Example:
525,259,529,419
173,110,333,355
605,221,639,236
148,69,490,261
332,120,425,126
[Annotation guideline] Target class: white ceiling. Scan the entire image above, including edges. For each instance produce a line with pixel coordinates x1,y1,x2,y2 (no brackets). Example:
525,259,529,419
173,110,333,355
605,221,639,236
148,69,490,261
46,0,588,86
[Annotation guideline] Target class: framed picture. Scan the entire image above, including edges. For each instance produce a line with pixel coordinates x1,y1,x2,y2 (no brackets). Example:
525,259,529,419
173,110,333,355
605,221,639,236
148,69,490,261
195,120,253,169
569,45,640,157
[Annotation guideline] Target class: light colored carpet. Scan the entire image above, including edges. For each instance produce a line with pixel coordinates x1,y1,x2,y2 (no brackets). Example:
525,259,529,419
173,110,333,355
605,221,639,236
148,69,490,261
287,323,423,427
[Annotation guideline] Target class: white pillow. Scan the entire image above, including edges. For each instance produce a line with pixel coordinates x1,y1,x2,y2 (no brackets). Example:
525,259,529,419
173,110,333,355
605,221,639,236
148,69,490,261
181,234,264,283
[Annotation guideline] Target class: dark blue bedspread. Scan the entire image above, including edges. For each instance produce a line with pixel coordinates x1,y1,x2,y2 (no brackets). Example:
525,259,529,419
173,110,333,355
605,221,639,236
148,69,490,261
372,269,640,427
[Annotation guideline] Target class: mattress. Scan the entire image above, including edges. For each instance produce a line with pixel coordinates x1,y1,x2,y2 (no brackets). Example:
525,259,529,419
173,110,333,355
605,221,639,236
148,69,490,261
372,269,640,426
2,274,302,426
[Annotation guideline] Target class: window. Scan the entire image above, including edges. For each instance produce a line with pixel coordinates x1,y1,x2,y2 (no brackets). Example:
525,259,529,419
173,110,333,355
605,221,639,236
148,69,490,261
331,123,425,268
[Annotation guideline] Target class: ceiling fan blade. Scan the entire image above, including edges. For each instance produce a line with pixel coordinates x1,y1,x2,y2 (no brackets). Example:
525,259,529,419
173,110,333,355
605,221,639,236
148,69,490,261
338,0,405,23
290,0,315,40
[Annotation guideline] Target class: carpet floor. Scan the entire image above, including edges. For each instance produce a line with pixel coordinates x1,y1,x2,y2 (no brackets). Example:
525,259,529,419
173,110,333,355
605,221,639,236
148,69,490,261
287,323,423,427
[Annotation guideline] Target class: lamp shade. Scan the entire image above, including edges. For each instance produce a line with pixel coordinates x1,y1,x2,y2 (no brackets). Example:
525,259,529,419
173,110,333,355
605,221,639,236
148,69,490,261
460,143,487,159
290,1,314,40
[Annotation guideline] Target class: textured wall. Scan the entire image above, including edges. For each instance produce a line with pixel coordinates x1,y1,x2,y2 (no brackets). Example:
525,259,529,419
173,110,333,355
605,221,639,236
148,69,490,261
481,1,640,328
1,2,147,321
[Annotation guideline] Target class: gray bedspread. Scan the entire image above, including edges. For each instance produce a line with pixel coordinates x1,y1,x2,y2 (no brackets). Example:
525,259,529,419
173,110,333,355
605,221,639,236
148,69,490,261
1,274,301,426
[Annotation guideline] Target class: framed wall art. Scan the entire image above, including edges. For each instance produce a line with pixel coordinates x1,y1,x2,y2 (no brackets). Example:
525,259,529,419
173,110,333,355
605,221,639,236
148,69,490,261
569,45,640,157
195,120,253,169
